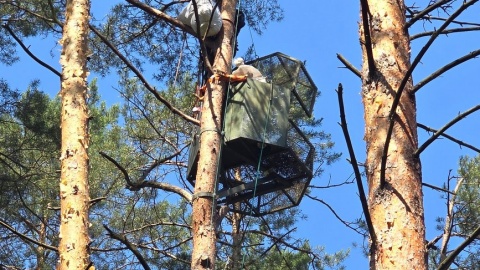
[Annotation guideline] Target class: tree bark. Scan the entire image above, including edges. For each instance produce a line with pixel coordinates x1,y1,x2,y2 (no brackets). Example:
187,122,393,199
57,0,92,269
359,1,427,269
190,0,238,269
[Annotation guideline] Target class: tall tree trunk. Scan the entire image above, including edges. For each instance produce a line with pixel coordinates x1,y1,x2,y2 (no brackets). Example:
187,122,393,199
57,0,91,269
191,0,238,269
360,1,426,269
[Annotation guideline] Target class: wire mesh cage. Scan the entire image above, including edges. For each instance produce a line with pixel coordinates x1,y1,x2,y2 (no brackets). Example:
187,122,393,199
187,52,318,216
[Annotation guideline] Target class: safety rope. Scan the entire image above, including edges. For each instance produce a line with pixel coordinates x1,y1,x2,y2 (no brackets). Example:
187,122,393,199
207,0,246,235
173,33,187,86
240,80,274,268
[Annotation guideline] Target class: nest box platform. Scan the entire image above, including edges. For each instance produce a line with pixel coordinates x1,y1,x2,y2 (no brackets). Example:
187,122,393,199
187,52,317,216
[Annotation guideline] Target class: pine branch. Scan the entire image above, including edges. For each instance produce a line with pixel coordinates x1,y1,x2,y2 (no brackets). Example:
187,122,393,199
406,0,453,28
417,123,480,154
380,0,479,186
439,174,463,263
124,0,214,73
89,25,200,126
359,0,375,78
413,49,480,93
410,26,480,40
336,53,361,78
437,225,480,270
2,24,61,78
306,194,366,236
0,219,58,252
414,105,480,157
103,224,152,270
99,151,193,202
336,83,376,243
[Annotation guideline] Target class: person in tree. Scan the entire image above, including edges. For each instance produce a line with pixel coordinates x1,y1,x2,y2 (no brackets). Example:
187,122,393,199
232,57,266,82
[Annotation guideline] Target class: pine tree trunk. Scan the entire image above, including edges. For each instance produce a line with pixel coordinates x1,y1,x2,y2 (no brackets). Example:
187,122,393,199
57,0,91,269
360,1,427,269
230,204,243,270
190,0,238,269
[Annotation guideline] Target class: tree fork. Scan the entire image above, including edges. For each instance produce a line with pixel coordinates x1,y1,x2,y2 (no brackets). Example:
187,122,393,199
191,0,238,269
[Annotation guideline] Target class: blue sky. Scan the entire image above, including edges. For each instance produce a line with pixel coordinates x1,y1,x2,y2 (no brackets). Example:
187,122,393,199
2,0,480,268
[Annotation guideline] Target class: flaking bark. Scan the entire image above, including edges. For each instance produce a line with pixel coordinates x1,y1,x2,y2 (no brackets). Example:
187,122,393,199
57,0,92,269
190,0,238,269
359,1,427,269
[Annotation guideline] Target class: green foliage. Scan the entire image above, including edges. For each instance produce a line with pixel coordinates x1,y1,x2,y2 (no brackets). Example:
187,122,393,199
428,155,480,269
0,80,132,268
1,0,64,65
0,1,346,269
0,79,20,114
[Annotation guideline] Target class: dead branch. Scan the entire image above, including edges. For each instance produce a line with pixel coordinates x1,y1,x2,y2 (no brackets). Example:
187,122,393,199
306,194,366,236
89,24,200,126
427,234,444,250
103,224,152,270
406,0,453,28
414,104,480,157
415,16,480,28
380,0,479,186
125,0,195,35
336,83,376,243
90,197,106,206
119,90,180,150
413,49,480,93
437,225,480,270
2,24,61,78
359,0,375,78
417,123,480,154
125,0,214,73
336,53,361,78
410,26,480,40
0,218,58,252
99,151,193,202
439,174,463,262
422,182,456,195
123,221,191,234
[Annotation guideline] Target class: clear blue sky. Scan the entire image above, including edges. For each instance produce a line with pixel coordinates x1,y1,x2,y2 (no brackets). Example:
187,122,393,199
2,0,480,268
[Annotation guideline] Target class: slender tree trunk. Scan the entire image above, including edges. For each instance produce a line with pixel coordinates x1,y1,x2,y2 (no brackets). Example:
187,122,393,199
57,0,91,269
360,1,426,269
230,168,243,270
230,204,243,270
36,216,46,269
191,0,238,269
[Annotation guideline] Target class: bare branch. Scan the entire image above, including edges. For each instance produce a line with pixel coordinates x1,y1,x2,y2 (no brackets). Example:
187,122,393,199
336,54,361,78
140,181,192,202
380,0,479,185
413,49,480,93
103,224,152,270
414,105,480,157
417,123,480,154
0,219,58,252
306,194,366,236
406,0,453,28
336,83,376,242
359,0,376,77
89,24,200,125
99,151,193,202
2,24,61,78
125,0,196,36
427,234,444,250
410,26,480,40
437,225,480,270
439,175,463,262
422,182,456,195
